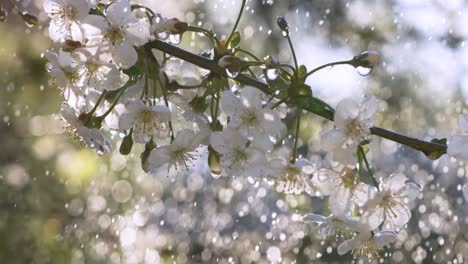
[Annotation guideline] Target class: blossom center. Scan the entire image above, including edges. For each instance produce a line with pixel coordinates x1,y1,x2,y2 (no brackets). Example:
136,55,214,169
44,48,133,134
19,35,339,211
170,148,197,171
106,28,125,46
346,119,366,139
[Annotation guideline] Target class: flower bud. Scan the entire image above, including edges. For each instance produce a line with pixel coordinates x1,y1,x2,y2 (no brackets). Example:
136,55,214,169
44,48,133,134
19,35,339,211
352,51,380,68
152,16,188,35
19,12,38,27
264,55,279,68
0,7,8,22
62,39,82,52
277,16,289,32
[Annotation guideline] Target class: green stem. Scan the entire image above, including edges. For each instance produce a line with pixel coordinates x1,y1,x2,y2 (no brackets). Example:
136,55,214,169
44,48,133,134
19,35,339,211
305,60,353,78
186,26,218,45
290,110,302,163
286,35,299,71
131,4,155,17
87,91,106,116
358,145,380,191
99,88,126,120
226,0,246,45
236,47,262,62
161,79,175,142
146,39,448,158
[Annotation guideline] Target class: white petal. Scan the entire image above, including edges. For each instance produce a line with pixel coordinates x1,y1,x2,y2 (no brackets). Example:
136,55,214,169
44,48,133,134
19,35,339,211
220,90,241,117
123,19,150,46
383,203,411,230
147,147,171,168
112,44,138,69
174,129,197,149
118,112,137,131
239,86,264,107
337,237,360,255
360,208,384,231
302,213,327,223
372,231,397,248
106,0,131,27
321,129,347,151
358,95,378,120
384,173,407,193
329,188,353,216
353,183,377,206
335,98,359,129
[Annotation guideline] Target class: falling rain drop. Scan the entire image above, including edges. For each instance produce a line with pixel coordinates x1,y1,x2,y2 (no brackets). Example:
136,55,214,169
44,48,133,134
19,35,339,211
356,66,372,76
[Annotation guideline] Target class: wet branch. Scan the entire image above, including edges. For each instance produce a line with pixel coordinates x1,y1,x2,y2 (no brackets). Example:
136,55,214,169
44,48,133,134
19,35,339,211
146,39,448,158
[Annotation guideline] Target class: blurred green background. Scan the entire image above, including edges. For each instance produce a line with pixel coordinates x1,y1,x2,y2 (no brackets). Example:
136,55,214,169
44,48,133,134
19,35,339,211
1,0,468,263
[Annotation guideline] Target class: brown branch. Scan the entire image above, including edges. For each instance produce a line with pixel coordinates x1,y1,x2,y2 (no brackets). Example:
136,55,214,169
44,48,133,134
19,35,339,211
146,39,448,159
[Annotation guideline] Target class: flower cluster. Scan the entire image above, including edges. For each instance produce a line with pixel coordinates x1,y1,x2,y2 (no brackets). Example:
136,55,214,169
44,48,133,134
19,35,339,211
42,0,464,260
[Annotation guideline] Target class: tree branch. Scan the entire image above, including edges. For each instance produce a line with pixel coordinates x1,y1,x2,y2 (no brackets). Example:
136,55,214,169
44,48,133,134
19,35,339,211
146,39,448,158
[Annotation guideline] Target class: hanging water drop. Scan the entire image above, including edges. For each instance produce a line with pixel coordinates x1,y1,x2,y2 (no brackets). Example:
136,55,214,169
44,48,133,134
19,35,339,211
169,34,181,45
356,66,372,76
226,68,239,78
266,68,279,80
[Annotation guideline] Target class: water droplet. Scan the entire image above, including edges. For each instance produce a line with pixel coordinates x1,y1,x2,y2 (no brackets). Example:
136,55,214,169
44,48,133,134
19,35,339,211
211,171,222,179
266,68,279,80
356,66,372,76
0,8,8,22
281,30,288,37
169,34,181,45
226,68,239,78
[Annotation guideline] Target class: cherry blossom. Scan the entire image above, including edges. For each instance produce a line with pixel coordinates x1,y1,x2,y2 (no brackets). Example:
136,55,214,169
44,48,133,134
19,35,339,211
118,100,171,143
360,173,420,231
220,87,285,150
337,230,397,258
81,0,150,69
321,96,377,165
147,129,202,173
60,102,112,155
44,0,93,43
210,128,270,177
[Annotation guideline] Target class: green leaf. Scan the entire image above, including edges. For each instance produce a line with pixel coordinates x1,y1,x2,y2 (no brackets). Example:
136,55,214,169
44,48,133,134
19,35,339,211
227,31,241,49
289,95,335,120
119,132,133,155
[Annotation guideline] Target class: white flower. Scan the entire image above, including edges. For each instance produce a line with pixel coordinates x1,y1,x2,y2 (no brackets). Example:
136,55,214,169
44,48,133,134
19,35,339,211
337,230,397,258
360,173,420,231
71,48,128,91
321,96,377,166
81,0,150,69
163,59,208,86
210,128,270,177
60,102,112,155
269,159,316,195
147,129,202,173
302,213,360,237
312,166,375,216
118,100,171,143
44,0,91,43
221,87,285,150
447,115,468,160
